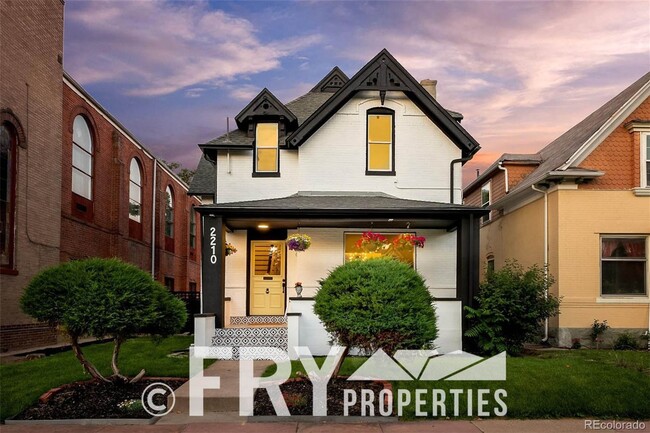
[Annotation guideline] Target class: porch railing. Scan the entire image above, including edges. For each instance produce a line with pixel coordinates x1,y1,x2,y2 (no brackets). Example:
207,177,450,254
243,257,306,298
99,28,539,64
171,291,201,333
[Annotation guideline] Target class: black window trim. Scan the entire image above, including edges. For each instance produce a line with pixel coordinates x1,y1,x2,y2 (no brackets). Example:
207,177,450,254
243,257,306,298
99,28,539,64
366,107,396,176
253,122,281,177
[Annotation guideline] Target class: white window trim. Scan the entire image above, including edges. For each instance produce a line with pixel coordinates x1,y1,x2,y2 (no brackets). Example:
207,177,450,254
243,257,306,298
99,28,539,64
641,131,649,188
600,235,649,297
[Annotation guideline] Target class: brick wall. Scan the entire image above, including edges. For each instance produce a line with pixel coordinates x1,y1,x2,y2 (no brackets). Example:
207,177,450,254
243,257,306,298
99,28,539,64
578,97,650,189
0,0,64,350
62,83,202,292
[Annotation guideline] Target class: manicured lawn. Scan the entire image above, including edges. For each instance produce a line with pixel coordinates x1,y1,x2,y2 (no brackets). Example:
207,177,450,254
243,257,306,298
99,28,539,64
265,350,650,419
0,335,199,421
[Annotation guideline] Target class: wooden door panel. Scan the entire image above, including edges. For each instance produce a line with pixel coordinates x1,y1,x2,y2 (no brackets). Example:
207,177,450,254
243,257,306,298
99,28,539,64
250,241,285,315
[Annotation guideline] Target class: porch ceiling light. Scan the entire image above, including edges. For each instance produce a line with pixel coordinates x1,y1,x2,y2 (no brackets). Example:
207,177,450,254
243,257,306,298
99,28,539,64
258,224,269,229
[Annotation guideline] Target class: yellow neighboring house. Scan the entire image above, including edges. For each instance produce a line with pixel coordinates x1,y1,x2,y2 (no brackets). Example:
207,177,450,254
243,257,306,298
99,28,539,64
464,72,650,348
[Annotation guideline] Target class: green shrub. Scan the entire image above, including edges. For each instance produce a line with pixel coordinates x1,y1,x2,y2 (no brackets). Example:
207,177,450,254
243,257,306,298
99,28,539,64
464,261,560,356
314,258,437,358
590,319,610,345
613,333,640,351
21,258,187,382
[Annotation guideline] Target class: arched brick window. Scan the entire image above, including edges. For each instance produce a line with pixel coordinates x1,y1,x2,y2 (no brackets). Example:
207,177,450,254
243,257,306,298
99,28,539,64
71,115,94,220
1,123,17,270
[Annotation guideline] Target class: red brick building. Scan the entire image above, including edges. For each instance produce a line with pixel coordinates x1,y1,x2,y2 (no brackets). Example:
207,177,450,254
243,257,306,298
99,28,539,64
62,74,201,293
0,0,201,353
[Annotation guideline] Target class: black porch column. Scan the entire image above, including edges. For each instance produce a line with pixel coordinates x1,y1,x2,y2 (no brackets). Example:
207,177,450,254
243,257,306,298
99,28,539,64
201,214,226,328
457,214,481,336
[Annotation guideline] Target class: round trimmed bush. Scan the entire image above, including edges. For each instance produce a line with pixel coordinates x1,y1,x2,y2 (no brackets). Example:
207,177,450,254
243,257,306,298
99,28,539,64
21,258,187,382
314,258,437,355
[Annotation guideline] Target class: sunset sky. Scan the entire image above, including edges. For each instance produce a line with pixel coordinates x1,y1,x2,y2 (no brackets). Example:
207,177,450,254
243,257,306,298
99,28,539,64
63,0,650,186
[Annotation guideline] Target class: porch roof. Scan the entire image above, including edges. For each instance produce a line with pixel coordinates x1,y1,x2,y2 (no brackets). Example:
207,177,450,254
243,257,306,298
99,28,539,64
197,192,487,230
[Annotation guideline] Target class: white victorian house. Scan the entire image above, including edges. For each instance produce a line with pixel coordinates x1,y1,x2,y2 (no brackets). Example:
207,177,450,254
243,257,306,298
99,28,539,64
189,49,487,358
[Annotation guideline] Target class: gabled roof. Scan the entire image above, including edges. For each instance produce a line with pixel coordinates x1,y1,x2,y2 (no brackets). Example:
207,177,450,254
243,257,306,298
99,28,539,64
286,49,480,158
310,67,349,93
234,88,297,130
465,71,650,199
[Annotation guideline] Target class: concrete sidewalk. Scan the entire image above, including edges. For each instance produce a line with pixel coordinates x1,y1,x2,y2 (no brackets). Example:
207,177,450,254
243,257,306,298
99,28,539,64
2,419,649,433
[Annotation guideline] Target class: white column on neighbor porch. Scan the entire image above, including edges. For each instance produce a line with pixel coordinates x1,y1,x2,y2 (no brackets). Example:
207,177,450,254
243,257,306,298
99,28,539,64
194,314,215,347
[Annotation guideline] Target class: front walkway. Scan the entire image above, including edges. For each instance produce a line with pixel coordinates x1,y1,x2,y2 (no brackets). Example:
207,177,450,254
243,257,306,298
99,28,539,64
2,419,648,433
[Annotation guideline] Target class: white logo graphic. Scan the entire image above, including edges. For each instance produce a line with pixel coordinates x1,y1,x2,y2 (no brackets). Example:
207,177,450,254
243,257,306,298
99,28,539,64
188,345,507,417
141,382,175,417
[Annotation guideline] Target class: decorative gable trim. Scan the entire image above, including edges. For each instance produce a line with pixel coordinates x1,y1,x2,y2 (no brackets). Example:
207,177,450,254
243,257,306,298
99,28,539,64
310,66,349,93
560,79,650,170
286,49,481,158
234,88,297,132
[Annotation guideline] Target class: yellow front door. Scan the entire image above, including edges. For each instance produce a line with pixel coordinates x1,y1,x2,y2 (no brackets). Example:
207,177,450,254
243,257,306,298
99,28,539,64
250,240,285,315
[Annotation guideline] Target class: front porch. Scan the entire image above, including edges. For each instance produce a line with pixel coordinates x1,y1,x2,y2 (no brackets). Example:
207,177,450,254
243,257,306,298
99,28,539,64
197,192,486,358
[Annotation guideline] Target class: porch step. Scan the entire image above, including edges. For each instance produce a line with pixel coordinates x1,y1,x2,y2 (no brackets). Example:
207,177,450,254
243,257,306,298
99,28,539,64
229,315,287,326
211,327,287,360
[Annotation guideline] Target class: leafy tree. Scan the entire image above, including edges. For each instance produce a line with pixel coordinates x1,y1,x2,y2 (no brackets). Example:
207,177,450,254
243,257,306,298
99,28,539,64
21,258,187,383
465,261,560,356
162,160,195,184
314,258,437,375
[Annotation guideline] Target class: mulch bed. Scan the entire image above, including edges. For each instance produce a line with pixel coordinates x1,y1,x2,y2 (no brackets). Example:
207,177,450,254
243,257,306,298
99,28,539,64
254,377,387,416
14,378,186,420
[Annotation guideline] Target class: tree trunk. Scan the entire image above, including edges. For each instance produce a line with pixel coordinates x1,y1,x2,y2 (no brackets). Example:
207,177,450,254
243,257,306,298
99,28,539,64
70,334,110,382
111,337,128,382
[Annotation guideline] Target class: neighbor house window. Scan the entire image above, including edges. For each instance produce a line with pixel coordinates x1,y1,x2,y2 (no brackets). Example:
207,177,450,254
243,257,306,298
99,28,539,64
129,158,142,223
601,237,647,296
189,206,196,249
344,233,415,267
255,123,279,174
641,133,650,188
481,182,491,223
164,276,175,291
486,255,495,275
1,123,17,269
72,115,93,200
189,206,196,260
367,108,394,174
165,186,174,238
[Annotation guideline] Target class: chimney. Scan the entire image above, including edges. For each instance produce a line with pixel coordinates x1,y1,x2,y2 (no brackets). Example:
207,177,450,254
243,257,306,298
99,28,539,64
420,79,437,99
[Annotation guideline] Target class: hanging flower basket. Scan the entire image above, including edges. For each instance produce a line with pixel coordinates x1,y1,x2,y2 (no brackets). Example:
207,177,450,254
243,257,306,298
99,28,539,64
287,234,312,252
225,242,237,256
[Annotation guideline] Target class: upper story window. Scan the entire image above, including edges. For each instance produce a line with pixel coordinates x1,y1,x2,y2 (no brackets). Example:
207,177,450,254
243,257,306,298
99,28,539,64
72,115,93,200
1,123,17,270
254,123,279,175
129,158,142,223
189,206,197,260
601,237,647,296
366,108,395,175
481,181,491,223
165,186,174,238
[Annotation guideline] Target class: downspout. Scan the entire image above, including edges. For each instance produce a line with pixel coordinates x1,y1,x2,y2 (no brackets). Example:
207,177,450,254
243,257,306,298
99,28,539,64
450,155,473,204
531,184,549,342
151,160,157,277
497,163,509,193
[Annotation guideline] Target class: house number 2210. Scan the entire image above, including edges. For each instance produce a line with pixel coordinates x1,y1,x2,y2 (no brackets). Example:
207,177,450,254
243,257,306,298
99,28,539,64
209,227,218,264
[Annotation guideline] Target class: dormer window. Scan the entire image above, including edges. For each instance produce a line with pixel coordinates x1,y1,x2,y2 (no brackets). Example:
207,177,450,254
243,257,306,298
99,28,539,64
254,123,279,176
366,108,395,175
